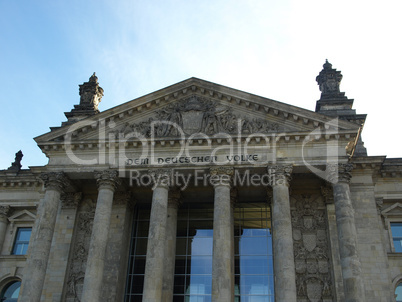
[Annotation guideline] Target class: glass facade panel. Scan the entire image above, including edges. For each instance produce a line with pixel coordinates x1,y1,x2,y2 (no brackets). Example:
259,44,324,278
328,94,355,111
234,203,274,301
125,202,274,301
174,205,214,301
125,207,150,302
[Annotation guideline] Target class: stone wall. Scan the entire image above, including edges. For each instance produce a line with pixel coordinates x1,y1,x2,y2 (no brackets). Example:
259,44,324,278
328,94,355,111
351,179,393,301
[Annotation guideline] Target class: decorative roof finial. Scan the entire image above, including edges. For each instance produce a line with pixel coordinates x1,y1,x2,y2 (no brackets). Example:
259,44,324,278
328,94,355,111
89,72,98,83
316,60,343,98
61,73,104,127
323,59,332,70
78,72,104,111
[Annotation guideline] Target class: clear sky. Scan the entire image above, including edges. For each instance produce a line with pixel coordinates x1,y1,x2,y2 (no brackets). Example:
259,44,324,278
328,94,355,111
0,0,401,169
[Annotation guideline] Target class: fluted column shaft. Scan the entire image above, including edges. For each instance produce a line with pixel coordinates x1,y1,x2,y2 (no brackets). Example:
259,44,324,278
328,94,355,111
329,163,365,302
19,172,69,302
210,167,234,302
162,190,181,302
81,170,120,302
143,169,171,302
0,206,10,253
268,165,296,302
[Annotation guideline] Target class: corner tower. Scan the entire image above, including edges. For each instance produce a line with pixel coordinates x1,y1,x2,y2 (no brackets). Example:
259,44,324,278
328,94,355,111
315,60,367,156
62,73,104,127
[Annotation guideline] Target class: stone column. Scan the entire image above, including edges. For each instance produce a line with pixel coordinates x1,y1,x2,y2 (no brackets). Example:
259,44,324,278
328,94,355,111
328,163,366,302
268,165,297,302
81,170,120,302
210,167,235,302
143,169,171,302
0,206,11,253
40,192,82,301
19,172,70,302
162,189,181,302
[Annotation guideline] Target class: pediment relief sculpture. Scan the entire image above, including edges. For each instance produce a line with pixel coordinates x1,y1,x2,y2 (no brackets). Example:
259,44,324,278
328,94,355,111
109,95,279,139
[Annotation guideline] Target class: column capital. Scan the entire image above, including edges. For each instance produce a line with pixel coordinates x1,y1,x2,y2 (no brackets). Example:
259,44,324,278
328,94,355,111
209,166,234,187
148,168,173,189
39,172,71,193
94,170,121,191
327,163,353,184
0,205,11,219
267,164,293,187
61,192,82,209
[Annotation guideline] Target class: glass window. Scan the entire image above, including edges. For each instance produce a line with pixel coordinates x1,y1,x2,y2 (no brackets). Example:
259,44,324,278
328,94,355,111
12,228,32,255
391,223,402,252
124,202,274,301
125,207,150,301
174,204,214,302
396,283,402,302
0,281,21,302
234,203,274,301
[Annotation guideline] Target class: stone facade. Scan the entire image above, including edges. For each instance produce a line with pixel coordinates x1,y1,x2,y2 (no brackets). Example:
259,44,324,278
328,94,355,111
0,63,401,301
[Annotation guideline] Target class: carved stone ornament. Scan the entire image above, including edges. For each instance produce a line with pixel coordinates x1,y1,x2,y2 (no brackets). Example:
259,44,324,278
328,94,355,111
306,277,323,302
291,194,333,301
321,185,334,204
78,73,103,111
375,197,384,215
316,60,343,97
326,163,353,184
94,170,121,191
65,200,96,302
109,95,279,138
0,205,11,218
61,192,82,209
267,165,293,186
7,150,23,172
39,172,71,192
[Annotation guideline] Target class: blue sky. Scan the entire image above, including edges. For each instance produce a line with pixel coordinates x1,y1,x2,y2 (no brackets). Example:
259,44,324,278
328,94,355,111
1,0,401,169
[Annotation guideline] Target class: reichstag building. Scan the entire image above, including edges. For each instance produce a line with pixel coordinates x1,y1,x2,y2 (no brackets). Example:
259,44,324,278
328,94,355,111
1,61,402,302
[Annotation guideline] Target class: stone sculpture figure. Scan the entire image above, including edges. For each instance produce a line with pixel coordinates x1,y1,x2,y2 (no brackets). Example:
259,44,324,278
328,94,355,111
8,150,23,172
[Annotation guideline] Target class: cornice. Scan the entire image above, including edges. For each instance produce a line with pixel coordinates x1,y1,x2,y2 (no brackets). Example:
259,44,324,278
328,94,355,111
36,130,358,154
0,173,42,189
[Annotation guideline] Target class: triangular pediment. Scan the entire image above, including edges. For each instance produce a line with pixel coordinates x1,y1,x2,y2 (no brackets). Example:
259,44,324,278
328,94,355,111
8,209,36,222
35,77,360,147
382,203,402,217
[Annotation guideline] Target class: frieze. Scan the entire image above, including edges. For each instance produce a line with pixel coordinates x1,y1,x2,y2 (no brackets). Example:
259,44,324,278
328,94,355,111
291,194,333,301
109,95,279,138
